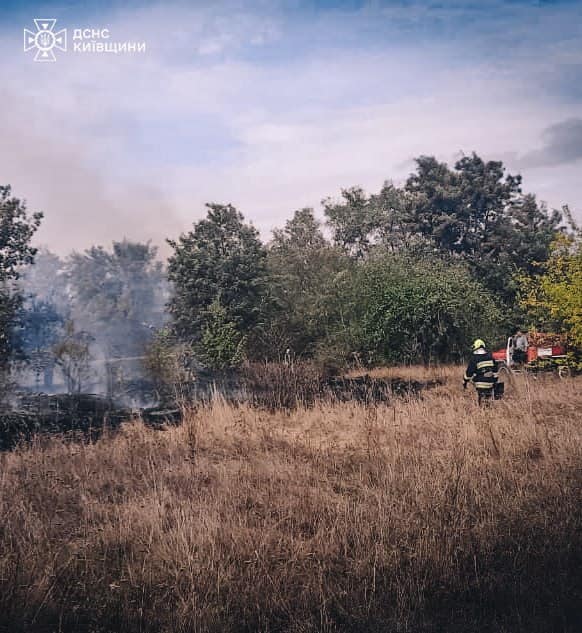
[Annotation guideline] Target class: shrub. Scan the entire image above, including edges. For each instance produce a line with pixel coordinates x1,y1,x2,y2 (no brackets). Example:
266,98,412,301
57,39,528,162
340,255,503,364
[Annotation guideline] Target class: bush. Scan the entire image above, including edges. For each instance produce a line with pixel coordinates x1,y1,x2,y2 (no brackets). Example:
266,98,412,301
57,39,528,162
338,255,503,365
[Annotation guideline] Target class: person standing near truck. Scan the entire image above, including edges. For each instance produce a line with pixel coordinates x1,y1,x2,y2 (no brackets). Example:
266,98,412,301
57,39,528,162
463,339,500,405
512,329,528,365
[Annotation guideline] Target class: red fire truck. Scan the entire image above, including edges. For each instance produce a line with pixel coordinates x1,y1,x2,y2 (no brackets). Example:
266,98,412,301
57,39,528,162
492,332,571,378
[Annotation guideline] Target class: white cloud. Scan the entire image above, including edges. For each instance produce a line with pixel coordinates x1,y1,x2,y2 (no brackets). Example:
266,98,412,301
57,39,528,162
164,82,581,238
0,0,580,256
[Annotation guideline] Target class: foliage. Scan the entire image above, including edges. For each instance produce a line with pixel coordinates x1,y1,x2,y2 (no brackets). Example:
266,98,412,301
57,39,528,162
12,299,64,387
323,184,417,258
0,186,42,367
17,251,69,386
264,208,349,359
323,187,381,259
404,154,520,255
2,151,574,379
519,234,582,347
198,297,246,369
0,186,43,282
403,154,564,303
66,240,165,358
143,328,180,388
142,328,202,400
0,294,21,371
20,249,68,309
342,255,503,364
16,299,63,354
473,194,563,308
321,155,562,310
167,203,269,348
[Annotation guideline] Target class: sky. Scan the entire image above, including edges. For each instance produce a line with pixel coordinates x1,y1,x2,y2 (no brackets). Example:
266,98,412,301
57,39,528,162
1,0,582,255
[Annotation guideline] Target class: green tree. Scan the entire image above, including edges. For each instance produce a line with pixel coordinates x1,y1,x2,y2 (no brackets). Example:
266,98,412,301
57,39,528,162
519,234,582,347
403,153,562,303
167,204,269,349
473,194,564,307
404,154,522,257
265,208,349,358
323,187,382,259
370,182,415,253
323,183,415,258
0,185,42,368
340,255,502,365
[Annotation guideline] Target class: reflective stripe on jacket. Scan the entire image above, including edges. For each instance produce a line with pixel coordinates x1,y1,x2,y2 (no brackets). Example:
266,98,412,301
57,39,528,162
464,351,498,391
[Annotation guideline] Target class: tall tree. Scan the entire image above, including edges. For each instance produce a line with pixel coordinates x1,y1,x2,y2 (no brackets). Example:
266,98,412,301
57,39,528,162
0,185,42,368
167,203,269,362
472,194,564,304
16,299,63,388
20,248,68,308
66,240,165,358
505,194,563,275
403,153,562,302
404,153,522,257
323,183,416,259
454,153,522,256
266,208,348,357
370,182,415,253
323,187,381,259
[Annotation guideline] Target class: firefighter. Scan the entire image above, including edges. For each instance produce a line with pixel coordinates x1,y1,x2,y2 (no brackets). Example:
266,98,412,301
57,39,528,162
463,339,499,405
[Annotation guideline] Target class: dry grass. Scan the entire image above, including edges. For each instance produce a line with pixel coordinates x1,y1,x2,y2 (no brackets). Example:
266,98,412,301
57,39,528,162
346,363,459,383
0,368,581,632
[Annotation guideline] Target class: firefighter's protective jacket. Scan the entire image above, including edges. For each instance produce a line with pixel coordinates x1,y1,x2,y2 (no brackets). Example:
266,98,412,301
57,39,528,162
463,350,498,391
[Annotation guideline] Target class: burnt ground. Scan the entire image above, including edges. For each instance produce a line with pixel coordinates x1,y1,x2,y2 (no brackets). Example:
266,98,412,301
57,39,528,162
0,373,442,450
0,393,181,451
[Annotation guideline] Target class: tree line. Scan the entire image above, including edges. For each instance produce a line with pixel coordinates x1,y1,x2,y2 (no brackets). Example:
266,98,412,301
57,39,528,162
1,152,580,387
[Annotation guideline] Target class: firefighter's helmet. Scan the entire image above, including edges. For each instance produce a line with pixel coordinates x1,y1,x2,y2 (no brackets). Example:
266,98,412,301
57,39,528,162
472,339,486,351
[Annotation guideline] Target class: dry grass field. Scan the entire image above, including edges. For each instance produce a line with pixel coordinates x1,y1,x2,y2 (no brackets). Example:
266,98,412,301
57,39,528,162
0,367,581,632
